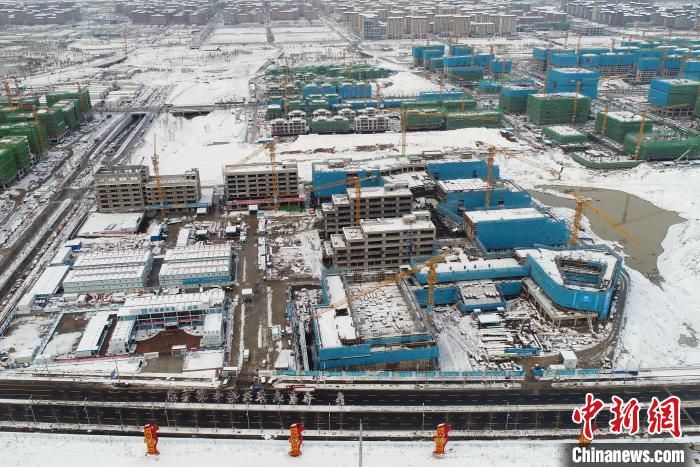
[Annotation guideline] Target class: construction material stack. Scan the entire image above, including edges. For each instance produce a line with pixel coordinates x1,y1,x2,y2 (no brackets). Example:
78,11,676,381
526,93,591,125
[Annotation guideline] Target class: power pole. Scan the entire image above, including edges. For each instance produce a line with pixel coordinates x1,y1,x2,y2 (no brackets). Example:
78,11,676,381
358,419,363,467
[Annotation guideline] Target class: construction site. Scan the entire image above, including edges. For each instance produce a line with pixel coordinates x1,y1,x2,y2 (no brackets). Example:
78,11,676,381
0,0,698,393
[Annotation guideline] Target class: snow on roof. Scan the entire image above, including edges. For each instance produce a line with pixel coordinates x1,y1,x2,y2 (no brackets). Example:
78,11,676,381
516,247,619,291
64,265,146,283
550,67,598,74
164,243,232,263
183,349,224,371
426,249,521,274
437,178,488,192
110,319,135,344
465,207,545,223
607,111,643,122
176,228,191,247
356,212,434,235
346,185,412,199
348,283,423,339
381,171,433,189
203,312,223,333
77,212,143,237
315,275,354,349
199,187,214,205
159,259,231,277
49,247,72,266
27,265,70,297
120,290,225,316
546,125,585,136
75,313,111,355
223,162,297,174
73,250,152,269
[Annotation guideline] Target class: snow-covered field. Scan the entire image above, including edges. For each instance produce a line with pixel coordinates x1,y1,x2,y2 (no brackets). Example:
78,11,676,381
376,71,447,97
0,433,561,467
129,110,256,185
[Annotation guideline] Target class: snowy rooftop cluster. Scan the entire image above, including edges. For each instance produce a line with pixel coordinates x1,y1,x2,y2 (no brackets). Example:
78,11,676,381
348,283,424,339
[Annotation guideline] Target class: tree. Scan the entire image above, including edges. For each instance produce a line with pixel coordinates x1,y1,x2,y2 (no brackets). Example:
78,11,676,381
226,389,240,404
255,390,267,405
273,390,285,405
288,391,299,405
242,389,253,405
303,392,314,406
213,389,223,403
335,392,345,407
180,388,192,403
195,389,207,403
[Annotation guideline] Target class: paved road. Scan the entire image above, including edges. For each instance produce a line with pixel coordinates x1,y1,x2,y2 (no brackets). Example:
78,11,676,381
0,380,698,408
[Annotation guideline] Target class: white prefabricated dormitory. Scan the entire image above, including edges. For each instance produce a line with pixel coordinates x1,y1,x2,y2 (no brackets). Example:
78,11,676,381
158,260,232,289
107,319,136,355
62,264,150,294
75,313,112,358
71,250,153,270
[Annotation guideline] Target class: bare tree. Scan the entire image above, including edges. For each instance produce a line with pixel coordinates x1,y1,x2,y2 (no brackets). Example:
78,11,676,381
288,391,299,405
180,388,192,403
212,389,223,403
242,389,254,405
226,389,240,404
195,389,207,403
273,390,285,405
303,392,313,406
255,390,267,405
335,392,345,407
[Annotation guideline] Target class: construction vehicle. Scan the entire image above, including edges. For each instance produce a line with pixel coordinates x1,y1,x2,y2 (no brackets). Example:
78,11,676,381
315,250,451,318
568,190,640,246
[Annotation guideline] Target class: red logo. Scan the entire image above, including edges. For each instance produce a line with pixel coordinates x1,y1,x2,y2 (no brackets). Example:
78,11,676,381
573,393,683,440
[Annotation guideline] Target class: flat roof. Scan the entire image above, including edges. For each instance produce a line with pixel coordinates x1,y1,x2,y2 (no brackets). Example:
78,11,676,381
110,319,135,343
73,250,152,269
203,312,223,332
426,249,521,274
437,178,488,192
77,212,143,238
352,212,434,237
28,265,70,297
381,171,433,190
64,265,146,283
76,313,111,354
223,162,297,175
164,243,232,263
159,260,231,277
465,207,546,223
346,185,412,199
119,290,225,316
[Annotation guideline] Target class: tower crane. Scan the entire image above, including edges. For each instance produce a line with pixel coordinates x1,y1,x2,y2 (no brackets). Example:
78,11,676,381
569,191,640,246
400,108,408,156
634,112,647,160
151,135,166,216
315,250,451,318
305,175,379,226
31,106,46,153
266,139,279,210
3,81,14,110
483,146,496,208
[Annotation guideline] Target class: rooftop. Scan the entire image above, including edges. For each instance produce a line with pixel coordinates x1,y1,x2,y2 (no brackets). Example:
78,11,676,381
26,265,70,297
223,162,298,175
75,313,111,355
73,250,152,269
437,178,488,192
159,260,231,277
63,265,147,283
465,207,546,223
163,243,232,263
120,289,225,316
346,184,412,200
348,282,424,339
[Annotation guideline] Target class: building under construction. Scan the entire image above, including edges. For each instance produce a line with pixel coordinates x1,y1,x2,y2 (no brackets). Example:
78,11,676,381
94,165,204,214
324,211,436,271
301,273,438,370
223,162,302,209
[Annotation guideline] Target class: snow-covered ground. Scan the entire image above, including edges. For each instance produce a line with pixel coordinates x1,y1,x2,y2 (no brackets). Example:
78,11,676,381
497,149,700,369
376,71,446,97
129,110,256,185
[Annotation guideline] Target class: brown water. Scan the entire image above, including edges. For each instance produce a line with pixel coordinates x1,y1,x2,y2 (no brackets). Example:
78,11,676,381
529,186,683,283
